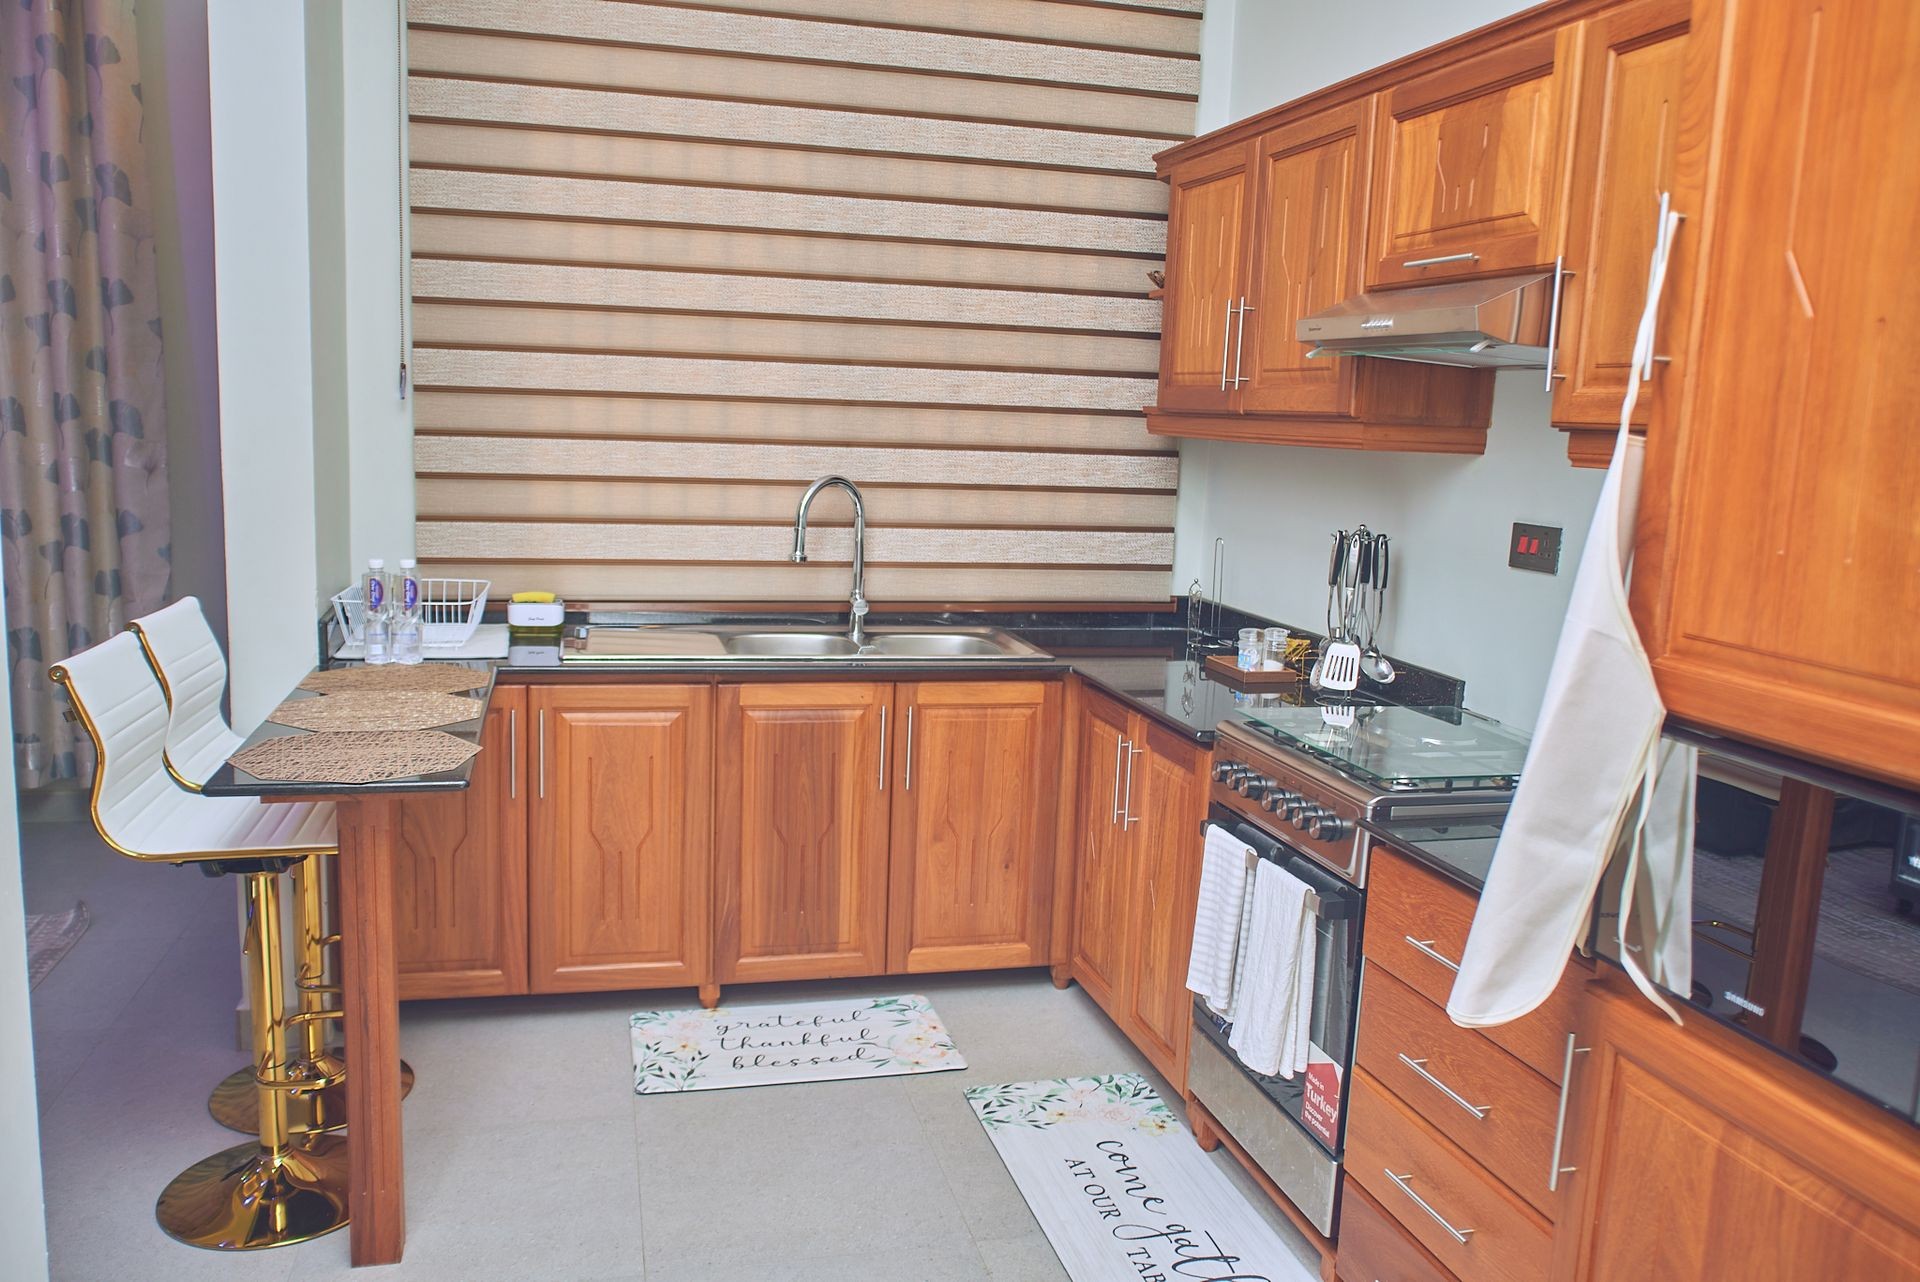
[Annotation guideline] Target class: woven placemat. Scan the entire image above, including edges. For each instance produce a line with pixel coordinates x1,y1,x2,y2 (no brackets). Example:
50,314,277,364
267,691,483,733
299,665,490,695
229,730,481,785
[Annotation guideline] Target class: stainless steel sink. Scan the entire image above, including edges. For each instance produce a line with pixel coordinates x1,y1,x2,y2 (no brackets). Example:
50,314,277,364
563,624,1051,663
723,632,862,658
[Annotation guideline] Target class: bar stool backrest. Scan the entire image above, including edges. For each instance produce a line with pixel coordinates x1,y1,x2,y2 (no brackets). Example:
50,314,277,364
129,596,242,789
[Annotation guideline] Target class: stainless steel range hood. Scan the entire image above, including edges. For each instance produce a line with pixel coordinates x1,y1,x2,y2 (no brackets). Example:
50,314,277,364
1296,271,1555,369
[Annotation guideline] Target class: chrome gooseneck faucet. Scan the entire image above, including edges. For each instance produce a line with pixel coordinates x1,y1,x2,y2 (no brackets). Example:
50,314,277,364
790,475,869,644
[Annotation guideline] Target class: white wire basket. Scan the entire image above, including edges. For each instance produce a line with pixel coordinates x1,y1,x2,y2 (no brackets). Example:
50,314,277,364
331,578,490,649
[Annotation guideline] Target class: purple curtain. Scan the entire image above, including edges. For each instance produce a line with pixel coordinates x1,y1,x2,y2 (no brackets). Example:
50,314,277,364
1,0,171,788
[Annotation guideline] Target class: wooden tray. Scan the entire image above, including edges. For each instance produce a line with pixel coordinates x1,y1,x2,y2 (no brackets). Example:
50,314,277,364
1205,654,1302,687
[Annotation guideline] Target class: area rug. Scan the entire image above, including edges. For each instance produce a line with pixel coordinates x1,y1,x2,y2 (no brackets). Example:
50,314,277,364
630,993,965,1093
26,901,89,988
968,1074,1318,1282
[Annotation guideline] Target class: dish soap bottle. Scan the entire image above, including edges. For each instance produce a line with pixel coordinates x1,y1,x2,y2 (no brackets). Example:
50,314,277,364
393,558,423,665
363,558,392,665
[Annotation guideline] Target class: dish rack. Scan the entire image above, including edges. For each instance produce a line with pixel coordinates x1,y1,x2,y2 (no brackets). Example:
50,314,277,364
331,578,489,649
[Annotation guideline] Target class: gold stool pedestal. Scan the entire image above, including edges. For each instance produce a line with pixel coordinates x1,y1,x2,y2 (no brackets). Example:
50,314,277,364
209,1054,415,1134
156,1133,349,1250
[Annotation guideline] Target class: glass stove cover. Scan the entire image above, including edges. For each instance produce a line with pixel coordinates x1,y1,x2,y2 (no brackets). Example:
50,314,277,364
1236,702,1532,791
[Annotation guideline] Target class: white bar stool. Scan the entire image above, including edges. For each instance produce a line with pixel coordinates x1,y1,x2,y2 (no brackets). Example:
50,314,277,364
51,633,349,1251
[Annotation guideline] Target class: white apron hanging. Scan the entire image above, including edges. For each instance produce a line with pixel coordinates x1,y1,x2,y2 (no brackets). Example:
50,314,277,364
1449,198,1696,1028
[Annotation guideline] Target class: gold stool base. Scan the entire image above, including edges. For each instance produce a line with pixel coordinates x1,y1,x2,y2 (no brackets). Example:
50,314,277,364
209,1055,416,1134
155,1132,349,1250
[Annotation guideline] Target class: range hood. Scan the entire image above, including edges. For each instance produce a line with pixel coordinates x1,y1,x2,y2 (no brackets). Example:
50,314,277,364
1296,271,1555,369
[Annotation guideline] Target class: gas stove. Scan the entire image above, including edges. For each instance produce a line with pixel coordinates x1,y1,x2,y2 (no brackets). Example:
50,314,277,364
1210,701,1530,887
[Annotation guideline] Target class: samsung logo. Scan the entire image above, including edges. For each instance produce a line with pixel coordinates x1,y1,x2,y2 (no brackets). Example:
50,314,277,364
1723,990,1766,1016
1360,317,1394,330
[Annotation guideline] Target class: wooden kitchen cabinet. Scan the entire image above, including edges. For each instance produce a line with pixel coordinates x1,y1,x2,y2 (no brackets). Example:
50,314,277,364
1630,0,1920,788
394,684,529,999
1366,29,1576,289
1550,0,1693,464
714,682,891,984
528,684,712,994
1156,143,1256,415
886,681,1060,974
1552,977,1920,1281
1067,687,1208,1090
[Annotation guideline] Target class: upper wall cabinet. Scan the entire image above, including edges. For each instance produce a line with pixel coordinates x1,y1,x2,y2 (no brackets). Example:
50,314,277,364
1149,102,1494,453
1632,0,1920,788
1550,0,1693,464
1366,30,1577,289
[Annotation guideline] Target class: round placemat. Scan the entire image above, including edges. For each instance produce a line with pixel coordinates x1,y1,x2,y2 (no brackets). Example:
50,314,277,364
228,730,481,785
299,665,490,695
267,691,483,733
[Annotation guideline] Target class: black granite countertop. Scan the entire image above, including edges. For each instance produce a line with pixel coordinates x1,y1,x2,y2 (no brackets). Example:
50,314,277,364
1362,812,1506,894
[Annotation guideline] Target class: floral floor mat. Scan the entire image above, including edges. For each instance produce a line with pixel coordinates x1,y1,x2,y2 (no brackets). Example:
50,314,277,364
631,993,966,1093
967,1074,1319,1282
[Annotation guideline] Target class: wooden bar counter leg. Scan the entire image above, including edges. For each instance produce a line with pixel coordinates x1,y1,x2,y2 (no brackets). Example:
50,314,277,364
336,796,406,1266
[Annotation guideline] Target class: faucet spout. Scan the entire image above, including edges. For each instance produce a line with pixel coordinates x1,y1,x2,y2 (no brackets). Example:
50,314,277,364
791,475,868,643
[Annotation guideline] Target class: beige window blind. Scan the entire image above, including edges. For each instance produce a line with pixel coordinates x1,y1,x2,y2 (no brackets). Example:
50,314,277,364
407,0,1200,604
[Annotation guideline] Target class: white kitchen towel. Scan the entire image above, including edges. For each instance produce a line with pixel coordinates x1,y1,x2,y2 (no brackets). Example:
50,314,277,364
1186,825,1256,1012
1228,860,1316,1079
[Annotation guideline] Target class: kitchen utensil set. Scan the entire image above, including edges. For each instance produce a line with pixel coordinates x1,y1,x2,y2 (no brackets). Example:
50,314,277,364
1312,527,1394,691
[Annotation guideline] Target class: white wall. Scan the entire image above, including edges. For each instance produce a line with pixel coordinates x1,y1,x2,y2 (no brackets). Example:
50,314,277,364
0,574,50,1281
1178,0,1603,730
207,0,322,727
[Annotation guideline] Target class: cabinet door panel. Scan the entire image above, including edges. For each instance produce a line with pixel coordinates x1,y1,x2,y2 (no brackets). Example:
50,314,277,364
529,685,712,993
395,685,529,999
1121,718,1207,1090
1240,103,1369,417
888,682,1060,973
1634,0,1920,785
1552,0,1691,439
715,683,891,983
1156,143,1254,413
1069,691,1132,1012
1368,34,1573,288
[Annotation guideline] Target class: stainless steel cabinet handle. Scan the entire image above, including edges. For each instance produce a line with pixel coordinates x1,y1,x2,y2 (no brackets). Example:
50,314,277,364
1544,255,1574,391
537,708,546,800
904,706,914,792
1547,1032,1592,1192
1402,251,1480,269
1384,1170,1475,1243
1404,936,1460,973
1397,1053,1490,1120
1122,743,1143,828
1231,296,1253,387
1644,192,1686,380
1112,736,1126,826
1218,299,1234,391
509,707,518,800
878,704,888,791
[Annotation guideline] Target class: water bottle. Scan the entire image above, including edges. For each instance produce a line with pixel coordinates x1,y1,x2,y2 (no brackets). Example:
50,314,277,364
393,559,424,665
363,558,393,664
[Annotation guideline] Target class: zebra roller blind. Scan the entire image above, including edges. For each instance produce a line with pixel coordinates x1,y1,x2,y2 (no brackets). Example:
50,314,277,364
406,0,1199,603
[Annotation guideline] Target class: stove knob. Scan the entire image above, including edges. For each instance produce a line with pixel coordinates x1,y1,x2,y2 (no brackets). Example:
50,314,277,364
1211,761,1241,783
1289,804,1319,831
1235,774,1275,798
1310,813,1352,841
1283,796,1314,822
1260,788,1299,814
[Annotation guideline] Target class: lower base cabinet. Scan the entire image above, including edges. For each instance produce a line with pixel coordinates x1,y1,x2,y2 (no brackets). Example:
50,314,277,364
1068,686,1208,1091
528,684,714,994
393,685,530,999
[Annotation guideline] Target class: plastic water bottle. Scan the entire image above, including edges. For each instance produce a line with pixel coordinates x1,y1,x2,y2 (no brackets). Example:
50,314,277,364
363,558,393,665
393,559,424,665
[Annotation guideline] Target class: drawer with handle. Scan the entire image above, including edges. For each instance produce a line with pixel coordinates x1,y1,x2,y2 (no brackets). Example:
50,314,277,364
1347,1067,1552,1282
1356,964,1564,1219
1335,1179,1457,1282
1365,844,1585,1083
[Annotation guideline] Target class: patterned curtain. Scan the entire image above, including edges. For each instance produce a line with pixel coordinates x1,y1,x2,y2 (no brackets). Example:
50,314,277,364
0,0,170,788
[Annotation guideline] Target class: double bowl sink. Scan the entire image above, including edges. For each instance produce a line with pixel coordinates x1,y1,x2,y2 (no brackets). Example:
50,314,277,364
563,625,1052,664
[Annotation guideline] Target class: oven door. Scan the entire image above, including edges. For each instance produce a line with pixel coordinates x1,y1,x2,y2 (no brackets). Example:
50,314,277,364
1187,805,1363,1236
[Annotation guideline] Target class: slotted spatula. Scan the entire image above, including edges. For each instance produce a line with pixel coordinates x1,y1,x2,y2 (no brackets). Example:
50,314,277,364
1319,533,1363,691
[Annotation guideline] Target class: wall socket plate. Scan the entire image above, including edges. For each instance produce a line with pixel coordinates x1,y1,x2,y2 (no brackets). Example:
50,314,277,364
1509,522,1563,574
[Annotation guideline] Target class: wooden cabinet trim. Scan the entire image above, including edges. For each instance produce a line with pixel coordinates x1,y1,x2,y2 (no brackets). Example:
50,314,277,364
1145,410,1489,454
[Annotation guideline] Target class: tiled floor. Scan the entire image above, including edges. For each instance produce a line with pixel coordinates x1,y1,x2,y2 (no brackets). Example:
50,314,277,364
22,819,1319,1281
